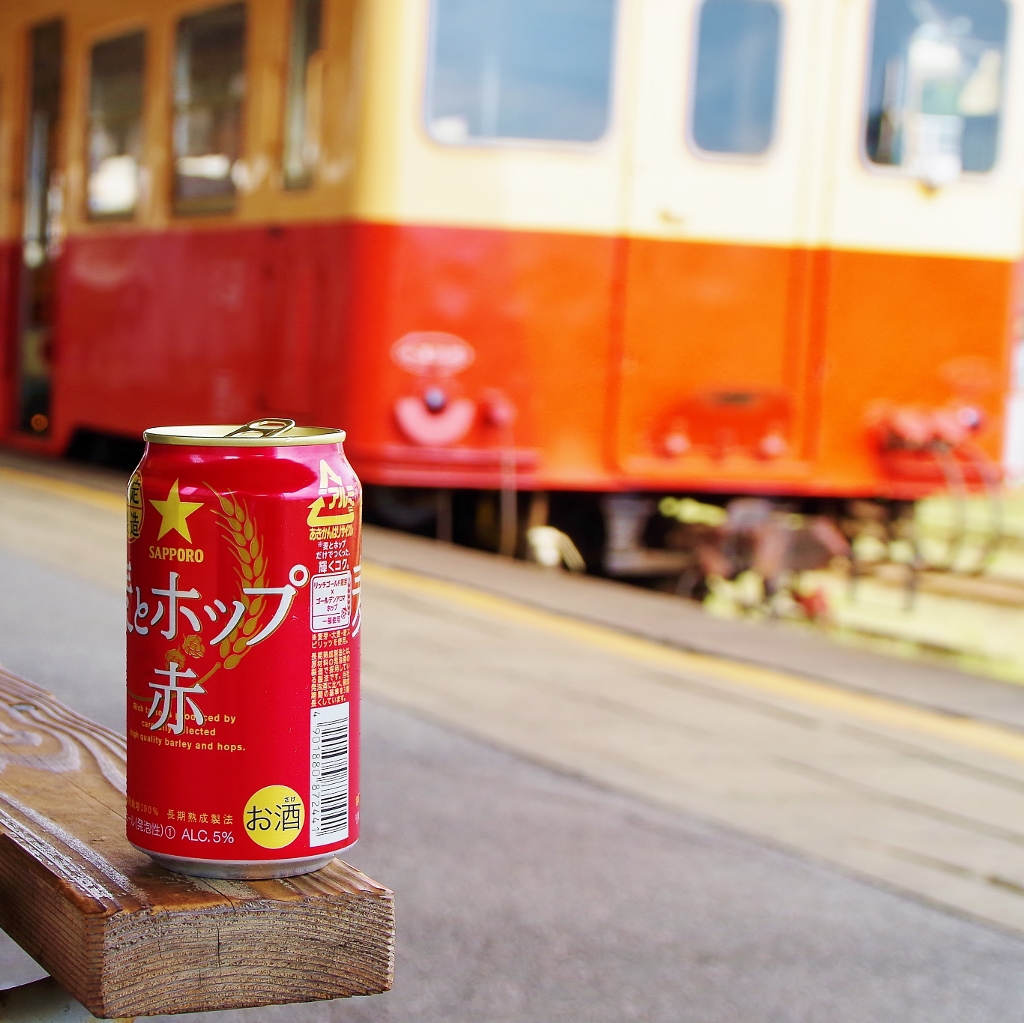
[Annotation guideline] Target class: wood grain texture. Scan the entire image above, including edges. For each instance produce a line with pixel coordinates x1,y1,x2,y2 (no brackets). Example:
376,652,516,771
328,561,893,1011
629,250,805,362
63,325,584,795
0,669,394,1018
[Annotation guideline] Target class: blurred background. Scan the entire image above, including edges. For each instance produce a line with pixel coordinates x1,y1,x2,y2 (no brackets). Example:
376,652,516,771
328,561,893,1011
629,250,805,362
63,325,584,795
5,0,1024,1019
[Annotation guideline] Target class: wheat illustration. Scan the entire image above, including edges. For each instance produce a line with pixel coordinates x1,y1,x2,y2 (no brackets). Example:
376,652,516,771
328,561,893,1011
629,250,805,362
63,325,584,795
208,486,269,672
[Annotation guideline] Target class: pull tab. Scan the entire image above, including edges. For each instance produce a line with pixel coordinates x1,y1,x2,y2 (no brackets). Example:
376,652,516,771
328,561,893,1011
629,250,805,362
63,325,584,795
225,418,296,439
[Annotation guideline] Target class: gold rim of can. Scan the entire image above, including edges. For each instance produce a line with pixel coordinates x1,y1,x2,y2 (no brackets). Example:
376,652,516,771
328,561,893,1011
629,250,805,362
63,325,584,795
143,419,347,447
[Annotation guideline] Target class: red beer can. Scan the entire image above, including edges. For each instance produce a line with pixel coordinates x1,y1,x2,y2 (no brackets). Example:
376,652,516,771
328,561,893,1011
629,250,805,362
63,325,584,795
125,419,360,878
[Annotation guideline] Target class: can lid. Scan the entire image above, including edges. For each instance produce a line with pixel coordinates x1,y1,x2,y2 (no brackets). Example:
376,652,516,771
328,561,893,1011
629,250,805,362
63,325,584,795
144,419,347,447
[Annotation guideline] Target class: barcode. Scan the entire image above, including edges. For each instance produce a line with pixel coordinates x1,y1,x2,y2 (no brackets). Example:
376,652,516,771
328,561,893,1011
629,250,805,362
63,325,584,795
310,703,350,846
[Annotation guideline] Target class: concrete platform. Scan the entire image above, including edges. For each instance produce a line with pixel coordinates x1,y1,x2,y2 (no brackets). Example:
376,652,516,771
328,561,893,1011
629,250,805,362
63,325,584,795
5,456,1024,1019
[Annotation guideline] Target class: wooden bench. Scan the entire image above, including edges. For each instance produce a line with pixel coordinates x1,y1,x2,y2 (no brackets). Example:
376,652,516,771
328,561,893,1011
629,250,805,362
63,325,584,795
0,668,394,1019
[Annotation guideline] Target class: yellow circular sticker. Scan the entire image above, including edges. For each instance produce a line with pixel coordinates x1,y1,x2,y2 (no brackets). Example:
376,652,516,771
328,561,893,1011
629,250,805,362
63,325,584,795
243,784,305,849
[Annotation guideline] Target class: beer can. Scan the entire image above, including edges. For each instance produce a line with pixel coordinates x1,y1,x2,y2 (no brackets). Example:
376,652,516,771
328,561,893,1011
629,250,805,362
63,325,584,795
125,419,361,878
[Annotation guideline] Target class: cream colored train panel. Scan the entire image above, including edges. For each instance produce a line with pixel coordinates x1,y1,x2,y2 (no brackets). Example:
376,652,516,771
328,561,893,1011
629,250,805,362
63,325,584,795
353,0,631,236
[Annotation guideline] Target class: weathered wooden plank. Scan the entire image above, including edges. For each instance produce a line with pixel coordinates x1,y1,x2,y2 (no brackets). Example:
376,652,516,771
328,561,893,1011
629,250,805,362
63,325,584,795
0,669,393,1019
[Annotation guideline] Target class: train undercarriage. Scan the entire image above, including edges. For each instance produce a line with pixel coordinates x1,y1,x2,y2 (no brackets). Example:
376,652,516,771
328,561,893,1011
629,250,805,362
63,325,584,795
363,483,1006,622
65,423,1007,625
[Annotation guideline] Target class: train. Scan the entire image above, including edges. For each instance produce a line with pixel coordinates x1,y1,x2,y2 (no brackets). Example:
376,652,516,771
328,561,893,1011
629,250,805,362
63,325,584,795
0,0,1021,581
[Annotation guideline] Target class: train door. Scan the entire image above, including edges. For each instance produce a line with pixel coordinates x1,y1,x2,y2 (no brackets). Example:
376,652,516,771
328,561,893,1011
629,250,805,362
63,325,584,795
613,0,821,481
14,20,64,438
815,0,1021,479
259,0,325,421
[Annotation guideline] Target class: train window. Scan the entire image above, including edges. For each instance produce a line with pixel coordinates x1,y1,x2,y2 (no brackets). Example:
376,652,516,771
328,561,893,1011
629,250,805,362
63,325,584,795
426,0,617,144
86,32,145,219
865,0,1009,180
689,0,782,156
282,0,323,188
172,3,246,214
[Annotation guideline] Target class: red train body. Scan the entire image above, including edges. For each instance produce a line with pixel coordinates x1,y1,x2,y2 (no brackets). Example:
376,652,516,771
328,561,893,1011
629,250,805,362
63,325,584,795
1,0,1021,565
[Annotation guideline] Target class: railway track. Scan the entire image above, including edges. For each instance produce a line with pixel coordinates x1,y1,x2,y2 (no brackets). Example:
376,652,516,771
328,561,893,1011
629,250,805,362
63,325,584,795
858,563,1024,609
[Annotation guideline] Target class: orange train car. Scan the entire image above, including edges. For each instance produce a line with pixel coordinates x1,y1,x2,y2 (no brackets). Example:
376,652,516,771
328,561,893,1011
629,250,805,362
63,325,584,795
0,0,1021,568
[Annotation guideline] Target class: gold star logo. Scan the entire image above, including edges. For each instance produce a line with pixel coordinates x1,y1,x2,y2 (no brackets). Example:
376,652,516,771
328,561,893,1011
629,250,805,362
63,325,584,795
150,480,204,542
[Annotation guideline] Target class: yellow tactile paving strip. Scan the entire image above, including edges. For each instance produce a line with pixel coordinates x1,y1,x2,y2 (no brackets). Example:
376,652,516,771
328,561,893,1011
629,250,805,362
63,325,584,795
364,562,1024,768
0,465,124,512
